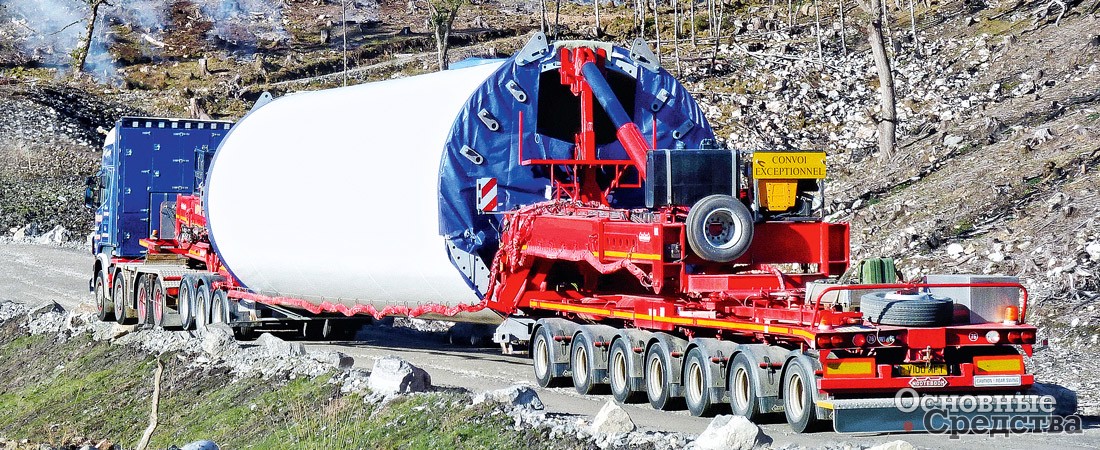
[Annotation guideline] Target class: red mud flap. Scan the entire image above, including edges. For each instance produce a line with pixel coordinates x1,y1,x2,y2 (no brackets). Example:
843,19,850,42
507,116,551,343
820,395,1054,434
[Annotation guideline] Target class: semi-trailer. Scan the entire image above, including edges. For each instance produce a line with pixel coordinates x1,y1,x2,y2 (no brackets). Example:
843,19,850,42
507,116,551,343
88,34,1049,433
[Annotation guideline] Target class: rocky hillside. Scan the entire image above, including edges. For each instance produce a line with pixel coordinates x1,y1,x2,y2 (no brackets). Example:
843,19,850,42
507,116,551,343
1,0,1098,414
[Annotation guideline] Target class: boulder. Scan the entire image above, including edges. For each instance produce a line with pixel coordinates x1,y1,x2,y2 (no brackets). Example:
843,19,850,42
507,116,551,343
181,441,220,450
255,332,305,357
869,440,914,450
473,385,545,410
589,400,635,434
368,356,431,395
1030,382,1078,416
311,349,354,369
201,323,238,358
691,415,768,450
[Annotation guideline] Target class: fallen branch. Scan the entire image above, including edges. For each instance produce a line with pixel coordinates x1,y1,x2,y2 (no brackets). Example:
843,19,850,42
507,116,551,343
135,359,164,450
141,33,166,48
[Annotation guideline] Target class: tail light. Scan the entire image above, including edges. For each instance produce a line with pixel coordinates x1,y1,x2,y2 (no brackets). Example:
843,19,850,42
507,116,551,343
1007,331,1022,344
831,335,847,347
852,333,868,347
986,330,1001,344
1021,330,1036,344
816,334,850,348
816,335,831,348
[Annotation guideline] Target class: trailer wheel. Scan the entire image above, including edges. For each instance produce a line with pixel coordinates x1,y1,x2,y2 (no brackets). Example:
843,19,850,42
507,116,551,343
609,338,644,403
112,271,133,325
178,275,196,331
645,343,681,411
135,275,152,325
532,327,568,388
152,277,168,328
94,271,114,322
861,292,953,327
685,195,754,263
211,289,231,324
570,332,605,395
683,347,720,417
729,353,762,421
194,281,212,329
783,357,822,433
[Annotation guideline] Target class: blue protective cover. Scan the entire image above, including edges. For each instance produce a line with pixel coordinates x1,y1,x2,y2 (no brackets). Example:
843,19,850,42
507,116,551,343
438,41,716,295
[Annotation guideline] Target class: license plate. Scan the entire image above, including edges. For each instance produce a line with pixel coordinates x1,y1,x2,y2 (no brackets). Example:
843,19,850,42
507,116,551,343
899,364,948,376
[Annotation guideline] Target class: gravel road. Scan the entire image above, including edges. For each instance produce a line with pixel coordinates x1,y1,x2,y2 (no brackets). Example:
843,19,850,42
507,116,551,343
3,241,1098,449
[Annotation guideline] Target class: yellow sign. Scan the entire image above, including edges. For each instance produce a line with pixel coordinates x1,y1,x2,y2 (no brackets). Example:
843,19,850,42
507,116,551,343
752,152,827,179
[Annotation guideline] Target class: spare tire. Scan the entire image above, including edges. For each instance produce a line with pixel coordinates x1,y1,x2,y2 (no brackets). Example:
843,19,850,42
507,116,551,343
685,194,754,263
861,292,953,326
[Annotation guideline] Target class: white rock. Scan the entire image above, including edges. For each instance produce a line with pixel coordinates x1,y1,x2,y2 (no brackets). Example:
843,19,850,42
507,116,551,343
869,440,914,450
256,332,306,357
943,134,965,147
369,356,431,395
1086,242,1100,261
201,323,239,358
691,415,766,450
988,252,1005,263
473,385,545,410
946,243,965,258
589,400,635,434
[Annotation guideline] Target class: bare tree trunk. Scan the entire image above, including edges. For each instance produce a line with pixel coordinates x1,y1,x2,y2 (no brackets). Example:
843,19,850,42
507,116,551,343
690,0,696,45
881,0,897,55
813,0,823,62
787,0,793,27
540,0,548,33
342,0,348,86
838,0,848,56
709,0,726,71
75,0,108,77
554,0,561,39
673,0,682,75
427,0,462,70
908,0,921,56
594,0,602,37
863,0,897,157
654,0,661,57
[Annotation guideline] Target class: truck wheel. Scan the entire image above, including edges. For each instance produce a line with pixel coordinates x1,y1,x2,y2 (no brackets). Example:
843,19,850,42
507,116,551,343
178,275,196,331
609,338,644,403
112,272,134,325
684,347,720,417
783,357,821,433
729,353,762,421
152,276,168,329
861,292,953,327
194,282,212,329
135,275,151,325
211,289,231,324
645,342,681,411
570,332,605,395
685,194,754,263
94,271,115,322
532,326,568,388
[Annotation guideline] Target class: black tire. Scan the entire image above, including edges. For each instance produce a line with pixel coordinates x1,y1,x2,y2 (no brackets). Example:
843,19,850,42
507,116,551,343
609,338,644,403
729,353,762,421
861,292,953,326
783,357,822,433
178,275,196,331
531,327,568,388
112,272,134,325
152,276,168,328
685,194,754,263
135,275,151,325
571,332,603,395
94,271,115,322
194,281,212,329
211,289,230,324
645,343,681,410
684,347,720,417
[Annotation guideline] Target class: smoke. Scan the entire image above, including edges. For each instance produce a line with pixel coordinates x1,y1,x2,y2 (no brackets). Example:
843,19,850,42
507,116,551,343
3,0,121,82
196,0,288,50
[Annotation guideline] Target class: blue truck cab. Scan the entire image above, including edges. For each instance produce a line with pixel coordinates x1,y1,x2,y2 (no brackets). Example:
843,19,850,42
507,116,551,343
85,117,233,263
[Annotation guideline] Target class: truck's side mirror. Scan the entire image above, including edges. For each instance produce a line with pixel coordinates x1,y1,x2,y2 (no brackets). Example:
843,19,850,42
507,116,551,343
84,176,100,209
